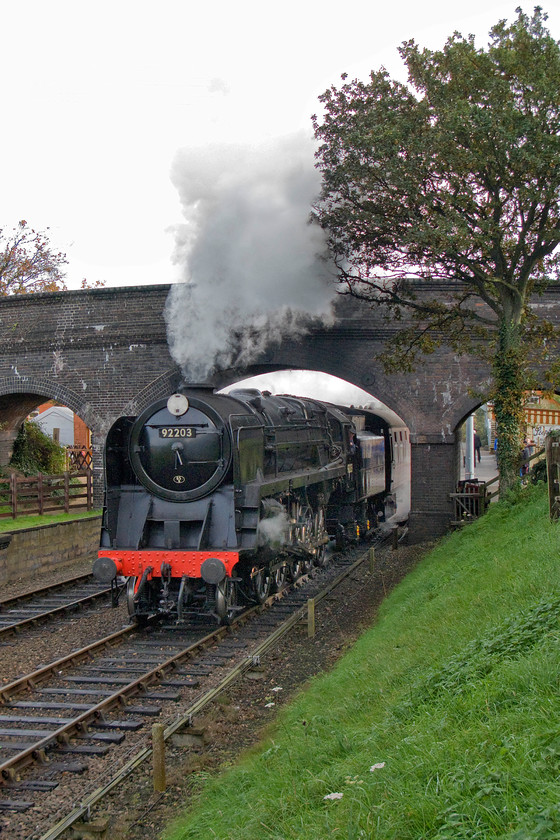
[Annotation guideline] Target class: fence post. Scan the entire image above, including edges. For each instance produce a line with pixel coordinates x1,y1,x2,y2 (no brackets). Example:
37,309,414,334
546,433,560,519
64,471,70,513
87,470,93,511
10,474,17,519
38,473,44,515
152,723,166,792
307,598,316,638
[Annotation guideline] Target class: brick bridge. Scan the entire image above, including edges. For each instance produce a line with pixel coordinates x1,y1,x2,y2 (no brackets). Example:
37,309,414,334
0,284,557,541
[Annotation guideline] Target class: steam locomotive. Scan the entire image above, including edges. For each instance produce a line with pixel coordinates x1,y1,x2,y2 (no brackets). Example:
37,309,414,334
93,385,409,624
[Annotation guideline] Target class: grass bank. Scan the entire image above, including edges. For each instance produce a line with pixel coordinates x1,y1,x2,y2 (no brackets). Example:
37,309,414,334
165,483,560,840
0,509,101,533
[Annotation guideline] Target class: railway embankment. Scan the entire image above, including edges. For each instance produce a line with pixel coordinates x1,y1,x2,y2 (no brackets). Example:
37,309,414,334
0,513,101,585
159,483,559,840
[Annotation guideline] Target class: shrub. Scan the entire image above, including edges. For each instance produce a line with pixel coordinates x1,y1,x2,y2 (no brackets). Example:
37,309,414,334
10,420,66,475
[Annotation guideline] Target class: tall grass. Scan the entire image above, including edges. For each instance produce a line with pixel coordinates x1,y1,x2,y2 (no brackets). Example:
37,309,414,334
165,484,560,839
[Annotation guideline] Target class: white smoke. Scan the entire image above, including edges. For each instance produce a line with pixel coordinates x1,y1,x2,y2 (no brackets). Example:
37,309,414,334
257,507,290,548
165,133,336,381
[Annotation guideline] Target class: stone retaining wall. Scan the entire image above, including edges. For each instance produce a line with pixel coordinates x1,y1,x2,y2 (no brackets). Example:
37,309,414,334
0,516,102,585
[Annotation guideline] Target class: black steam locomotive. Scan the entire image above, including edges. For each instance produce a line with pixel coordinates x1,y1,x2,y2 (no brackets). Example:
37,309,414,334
93,385,408,624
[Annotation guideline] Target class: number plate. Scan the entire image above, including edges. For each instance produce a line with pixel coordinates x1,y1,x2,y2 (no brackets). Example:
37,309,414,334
159,427,196,438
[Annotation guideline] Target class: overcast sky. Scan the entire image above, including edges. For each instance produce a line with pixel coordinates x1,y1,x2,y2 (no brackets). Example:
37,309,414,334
1,0,556,291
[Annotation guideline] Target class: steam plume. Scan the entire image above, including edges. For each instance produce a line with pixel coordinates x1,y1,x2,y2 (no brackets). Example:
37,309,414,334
165,133,335,380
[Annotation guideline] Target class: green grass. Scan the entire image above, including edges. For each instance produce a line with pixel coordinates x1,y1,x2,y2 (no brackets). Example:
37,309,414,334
164,483,560,840
0,509,101,532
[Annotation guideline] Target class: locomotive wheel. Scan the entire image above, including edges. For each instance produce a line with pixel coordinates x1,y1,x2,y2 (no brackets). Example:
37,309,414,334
126,576,150,625
215,578,238,624
314,543,327,567
289,559,302,580
301,555,314,575
272,563,288,592
335,523,346,552
313,508,328,567
126,577,137,619
289,557,312,580
252,567,272,603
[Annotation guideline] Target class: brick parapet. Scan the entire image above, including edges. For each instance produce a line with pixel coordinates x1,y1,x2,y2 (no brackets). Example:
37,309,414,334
0,516,101,584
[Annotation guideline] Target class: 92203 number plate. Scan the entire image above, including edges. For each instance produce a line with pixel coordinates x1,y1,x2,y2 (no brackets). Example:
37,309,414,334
159,427,196,438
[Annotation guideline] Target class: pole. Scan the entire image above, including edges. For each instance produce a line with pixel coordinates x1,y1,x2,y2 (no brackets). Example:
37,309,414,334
307,598,315,638
465,415,475,480
152,723,166,792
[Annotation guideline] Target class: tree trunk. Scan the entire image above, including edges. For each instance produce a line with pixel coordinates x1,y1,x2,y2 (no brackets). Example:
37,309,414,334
492,319,525,494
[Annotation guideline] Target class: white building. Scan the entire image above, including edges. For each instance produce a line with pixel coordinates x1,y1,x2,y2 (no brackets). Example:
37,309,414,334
32,405,75,447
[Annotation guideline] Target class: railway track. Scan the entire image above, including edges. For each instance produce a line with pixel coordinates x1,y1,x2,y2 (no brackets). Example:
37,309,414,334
0,575,113,637
0,529,404,839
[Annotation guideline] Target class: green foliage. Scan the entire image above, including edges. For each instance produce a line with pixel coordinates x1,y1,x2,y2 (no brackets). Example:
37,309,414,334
10,420,66,475
529,456,548,484
493,320,526,490
313,7,560,321
312,7,560,493
164,485,560,840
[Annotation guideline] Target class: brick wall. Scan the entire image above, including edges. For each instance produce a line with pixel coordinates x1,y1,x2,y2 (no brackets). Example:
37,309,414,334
408,440,459,542
0,516,101,584
0,283,556,542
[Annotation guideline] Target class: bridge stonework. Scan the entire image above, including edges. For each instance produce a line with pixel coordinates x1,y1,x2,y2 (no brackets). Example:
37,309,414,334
0,284,557,542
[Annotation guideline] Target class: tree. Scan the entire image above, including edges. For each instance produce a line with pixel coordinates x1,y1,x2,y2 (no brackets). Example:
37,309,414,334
312,7,560,492
0,220,69,294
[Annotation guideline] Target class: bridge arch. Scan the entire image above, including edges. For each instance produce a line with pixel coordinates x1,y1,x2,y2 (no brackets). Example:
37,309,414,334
0,284,555,538
0,377,98,466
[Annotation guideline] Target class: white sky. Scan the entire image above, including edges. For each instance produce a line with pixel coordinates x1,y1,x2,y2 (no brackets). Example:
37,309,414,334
1,0,556,290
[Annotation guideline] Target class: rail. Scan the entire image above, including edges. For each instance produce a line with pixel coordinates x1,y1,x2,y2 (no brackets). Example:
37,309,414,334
0,470,93,519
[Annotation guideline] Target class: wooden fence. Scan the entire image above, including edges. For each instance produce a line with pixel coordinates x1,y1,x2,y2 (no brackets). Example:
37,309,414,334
450,480,490,524
450,447,545,525
0,470,93,519
66,446,93,470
